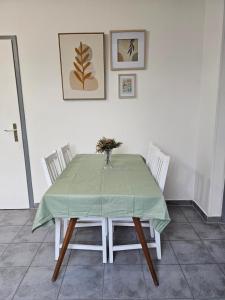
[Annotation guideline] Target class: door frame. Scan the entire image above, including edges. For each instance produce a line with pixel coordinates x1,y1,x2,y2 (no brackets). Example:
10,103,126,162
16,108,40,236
222,183,225,222
0,35,34,208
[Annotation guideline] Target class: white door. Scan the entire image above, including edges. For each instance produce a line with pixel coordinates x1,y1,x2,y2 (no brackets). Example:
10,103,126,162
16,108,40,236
0,39,29,209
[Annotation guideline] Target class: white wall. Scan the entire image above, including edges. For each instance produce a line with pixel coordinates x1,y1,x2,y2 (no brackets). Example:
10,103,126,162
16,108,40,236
0,0,206,204
207,1,225,217
194,0,224,216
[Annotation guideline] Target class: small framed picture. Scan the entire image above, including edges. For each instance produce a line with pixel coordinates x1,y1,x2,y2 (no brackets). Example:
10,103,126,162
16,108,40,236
118,74,136,99
110,30,146,70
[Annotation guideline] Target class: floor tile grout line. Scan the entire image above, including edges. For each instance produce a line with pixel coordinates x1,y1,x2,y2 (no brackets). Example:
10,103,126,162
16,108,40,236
218,263,225,276
57,261,105,300
11,239,43,300
101,262,105,300
0,217,44,268
0,243,47,269
54,222,74,296
170,238,218,265
1,265,29,300
169,204,211,224
198,239,219,264
8,222,51,299
179,264,225,300
166,240,178,265
176,206,189,223
0,243,10,260
163,223,225,241
0,224,29,226
169,240,195,300
170,209,225,298
141,262,150,300
165,238,225,241
182,205,206,223
29,240,55,268
190,219,225,242
5,222,50,245
169,206,225,243
56,257,69,300
0,261,224,268
0,212,33,227
0,226,24,245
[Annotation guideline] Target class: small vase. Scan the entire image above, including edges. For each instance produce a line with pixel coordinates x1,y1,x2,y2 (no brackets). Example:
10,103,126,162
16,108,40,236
104,149,112,168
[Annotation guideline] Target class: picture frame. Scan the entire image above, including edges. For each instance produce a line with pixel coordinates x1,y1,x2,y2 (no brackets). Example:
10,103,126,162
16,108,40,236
58,32,105,100
118,74,136,99
110,30,146,70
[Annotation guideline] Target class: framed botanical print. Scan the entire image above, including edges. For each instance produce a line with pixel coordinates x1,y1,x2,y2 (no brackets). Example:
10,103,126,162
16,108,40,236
110,30,146,70
58,32,105,100
118,74,136,98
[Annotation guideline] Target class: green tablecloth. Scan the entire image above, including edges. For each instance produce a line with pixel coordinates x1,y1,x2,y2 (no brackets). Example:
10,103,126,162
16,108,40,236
33,154,170,233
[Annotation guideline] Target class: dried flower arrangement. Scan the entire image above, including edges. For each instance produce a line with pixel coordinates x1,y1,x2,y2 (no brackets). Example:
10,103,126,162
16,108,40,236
96,137,122,153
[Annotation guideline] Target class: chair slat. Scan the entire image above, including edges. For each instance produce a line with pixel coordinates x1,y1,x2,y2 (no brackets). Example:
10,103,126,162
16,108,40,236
153,151,170,191
60,144,73,169
43,151,62,186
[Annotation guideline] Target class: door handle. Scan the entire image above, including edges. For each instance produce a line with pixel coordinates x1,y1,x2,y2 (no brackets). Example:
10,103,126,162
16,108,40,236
4,129,17,132
4,123,18,142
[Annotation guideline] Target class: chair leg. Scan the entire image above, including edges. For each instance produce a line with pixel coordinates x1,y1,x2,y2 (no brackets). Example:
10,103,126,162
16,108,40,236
63,218,68,237
55,218,61,260
52,218,78,282
155,230,161,260
149,220,155,238
108,218,114,263
102,218,107,263
105,218,108,237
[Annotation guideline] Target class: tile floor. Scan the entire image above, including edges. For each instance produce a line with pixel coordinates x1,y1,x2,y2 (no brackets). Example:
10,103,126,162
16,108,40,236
0,205,225,299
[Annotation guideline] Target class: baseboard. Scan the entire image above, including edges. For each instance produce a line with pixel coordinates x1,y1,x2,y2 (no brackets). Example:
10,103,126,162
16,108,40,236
166,200,222,223
166,200,192,206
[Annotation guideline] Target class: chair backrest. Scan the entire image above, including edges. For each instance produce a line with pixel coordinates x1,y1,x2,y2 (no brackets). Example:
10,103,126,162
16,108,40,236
153,150,170,192
146,142,161,175
42,151,62,187
60,144,73,168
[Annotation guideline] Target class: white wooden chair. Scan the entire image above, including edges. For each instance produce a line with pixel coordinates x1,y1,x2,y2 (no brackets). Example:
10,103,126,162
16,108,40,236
42,151,63,186
108,145,170,263
42,151,107,263
60,143,73,169
150,150,170,192
146,142,161,175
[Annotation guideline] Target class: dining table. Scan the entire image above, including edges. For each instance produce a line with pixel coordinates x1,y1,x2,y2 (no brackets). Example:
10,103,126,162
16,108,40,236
33,154,170,286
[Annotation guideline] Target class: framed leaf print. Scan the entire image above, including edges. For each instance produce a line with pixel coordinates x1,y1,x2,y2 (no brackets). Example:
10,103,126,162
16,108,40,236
58,33,105,100
110,30,146,70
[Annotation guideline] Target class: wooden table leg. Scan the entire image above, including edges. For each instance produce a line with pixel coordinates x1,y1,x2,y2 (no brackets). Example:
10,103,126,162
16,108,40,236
132,217,159,286
52,218,78,282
